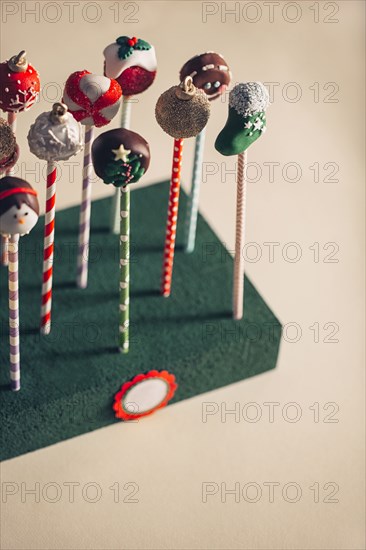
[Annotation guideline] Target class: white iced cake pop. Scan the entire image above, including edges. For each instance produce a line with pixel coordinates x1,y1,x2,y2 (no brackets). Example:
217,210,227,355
27,103,83,161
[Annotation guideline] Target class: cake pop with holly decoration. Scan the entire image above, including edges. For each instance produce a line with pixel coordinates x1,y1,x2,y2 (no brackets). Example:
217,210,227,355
92,128,150,354
180,51,231,101
92,128,150,186
0,51,40,113
0,118,19,173
103,36,157,96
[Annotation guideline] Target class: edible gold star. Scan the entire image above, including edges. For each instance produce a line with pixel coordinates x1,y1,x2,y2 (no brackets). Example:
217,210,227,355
112,144,131,162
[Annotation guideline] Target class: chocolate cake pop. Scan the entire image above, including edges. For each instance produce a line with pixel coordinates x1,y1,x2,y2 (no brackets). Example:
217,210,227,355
0,118,19,173
62,70,122,128
180,52,231,101
28,102,83,161
215,82,269,156
104,36,157,96
155,77,210,139
0,177,39,236
0,51,40,113
92,128,150,187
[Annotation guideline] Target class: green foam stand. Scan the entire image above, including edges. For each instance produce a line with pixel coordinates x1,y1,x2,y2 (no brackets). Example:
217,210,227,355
0,182,281,461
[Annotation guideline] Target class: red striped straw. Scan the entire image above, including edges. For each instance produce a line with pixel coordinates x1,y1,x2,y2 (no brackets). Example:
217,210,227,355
161,138,183,297
40,161,57,334
1,112,17,267
8,234,20,390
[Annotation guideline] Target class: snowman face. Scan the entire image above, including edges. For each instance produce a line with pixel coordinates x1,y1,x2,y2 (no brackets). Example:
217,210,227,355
0,203,38,236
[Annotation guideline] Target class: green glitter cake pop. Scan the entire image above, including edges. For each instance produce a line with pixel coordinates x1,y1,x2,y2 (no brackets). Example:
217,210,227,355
215,82,269,156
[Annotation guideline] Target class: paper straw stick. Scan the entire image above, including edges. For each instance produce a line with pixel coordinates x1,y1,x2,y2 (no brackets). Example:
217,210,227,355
184,128,206,253
161,138,183,297
233,151,247,320
40,161,57,334
77,125,94,289
8,233,20,391
110,97,132,234
1,112,17,267
119,186,130,353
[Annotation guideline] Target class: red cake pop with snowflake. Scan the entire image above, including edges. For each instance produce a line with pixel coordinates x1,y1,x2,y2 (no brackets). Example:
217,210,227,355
0,51,40,113
103,36,157,96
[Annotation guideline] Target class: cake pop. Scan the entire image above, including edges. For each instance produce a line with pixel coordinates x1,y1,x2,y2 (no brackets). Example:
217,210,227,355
0,50,40,265
0,51,40,114
104,36,157,234
0,118,19,174
0,177,39,391
103,36,157,96
63,70,122,289
215,82,269,320
28,103,83,334
92,128,150,353
155,77,210,297
180,51,231,101
180,52,232,253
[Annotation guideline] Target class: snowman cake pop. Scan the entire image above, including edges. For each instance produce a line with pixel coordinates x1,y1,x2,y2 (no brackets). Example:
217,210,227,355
0,177,39,391
0,118,19,173
0,51,40,113
180,52,231,101
103,36,157,96
0,177,39,236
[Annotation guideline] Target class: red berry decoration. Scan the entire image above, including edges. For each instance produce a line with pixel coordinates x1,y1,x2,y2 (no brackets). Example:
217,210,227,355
104,36,157,96
0,51,40,113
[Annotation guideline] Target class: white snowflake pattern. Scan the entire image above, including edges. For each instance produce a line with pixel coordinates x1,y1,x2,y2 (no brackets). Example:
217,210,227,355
7,87,38,112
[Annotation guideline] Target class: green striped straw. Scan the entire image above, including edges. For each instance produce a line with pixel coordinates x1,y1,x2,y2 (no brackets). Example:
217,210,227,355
184,128,206,253
111,97,132,234
119,185,130,353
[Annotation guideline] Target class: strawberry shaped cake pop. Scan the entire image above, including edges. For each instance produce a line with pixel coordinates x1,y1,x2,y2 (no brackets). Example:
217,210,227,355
0,51,40,113
104,36,157,96
62,70,122,127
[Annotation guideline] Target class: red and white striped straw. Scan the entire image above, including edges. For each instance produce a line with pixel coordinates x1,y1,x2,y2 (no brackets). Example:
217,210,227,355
161,138,183,297
1,112,17,267
40,161,57,334
233,151,247,320
77,125,94,289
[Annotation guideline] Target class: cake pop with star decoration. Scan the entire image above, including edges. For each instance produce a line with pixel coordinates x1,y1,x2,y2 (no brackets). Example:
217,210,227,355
0,51,40,113
103,36,157,96
92,128,150,186
92,128,150,354
180,51,231,101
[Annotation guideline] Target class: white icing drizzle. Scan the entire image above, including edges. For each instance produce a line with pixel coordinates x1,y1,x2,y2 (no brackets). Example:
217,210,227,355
103,43,157,80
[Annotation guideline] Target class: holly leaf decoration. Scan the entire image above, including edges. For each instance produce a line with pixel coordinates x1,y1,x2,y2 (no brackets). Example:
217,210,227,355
116,36,151,59
103,153,145,187
135,39,151,51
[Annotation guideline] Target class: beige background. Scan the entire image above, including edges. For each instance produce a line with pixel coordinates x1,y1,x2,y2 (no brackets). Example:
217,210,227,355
1,1,365,549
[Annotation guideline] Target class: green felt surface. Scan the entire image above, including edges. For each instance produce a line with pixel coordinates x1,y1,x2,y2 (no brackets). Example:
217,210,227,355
0,182,281,461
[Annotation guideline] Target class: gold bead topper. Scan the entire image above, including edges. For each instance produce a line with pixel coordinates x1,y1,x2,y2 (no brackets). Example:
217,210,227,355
175,76,196,101
8,50,28,73
49,103,69,124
